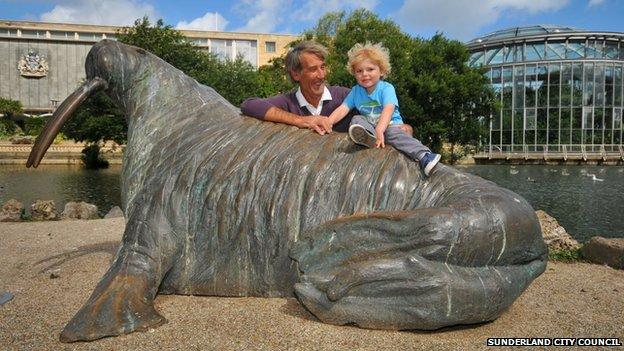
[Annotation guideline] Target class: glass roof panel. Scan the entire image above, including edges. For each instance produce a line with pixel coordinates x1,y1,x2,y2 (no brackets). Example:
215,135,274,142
468,25,582,44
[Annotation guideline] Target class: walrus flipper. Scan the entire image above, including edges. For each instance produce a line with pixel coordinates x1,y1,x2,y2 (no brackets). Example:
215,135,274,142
60,190,181,342
290,206,546,330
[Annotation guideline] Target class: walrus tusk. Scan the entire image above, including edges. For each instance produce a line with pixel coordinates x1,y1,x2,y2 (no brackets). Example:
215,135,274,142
26,77,108,168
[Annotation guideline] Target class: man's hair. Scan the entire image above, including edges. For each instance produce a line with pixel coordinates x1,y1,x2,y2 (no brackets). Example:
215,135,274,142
347,42,391,77
284,41,328,82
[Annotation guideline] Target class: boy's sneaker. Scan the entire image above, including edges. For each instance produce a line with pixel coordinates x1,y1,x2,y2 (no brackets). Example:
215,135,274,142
419,152,441,176
348,124,376,148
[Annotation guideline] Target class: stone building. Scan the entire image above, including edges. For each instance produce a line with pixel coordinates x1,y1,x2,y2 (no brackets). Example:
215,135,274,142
0,20,298,113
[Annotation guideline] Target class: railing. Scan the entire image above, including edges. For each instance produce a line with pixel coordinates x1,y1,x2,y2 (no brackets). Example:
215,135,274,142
480,144,624,161
0,141,122,154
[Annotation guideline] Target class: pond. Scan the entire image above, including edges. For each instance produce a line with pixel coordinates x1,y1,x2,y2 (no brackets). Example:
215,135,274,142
1,164,622,242
0,165,121,218
457,165,624,242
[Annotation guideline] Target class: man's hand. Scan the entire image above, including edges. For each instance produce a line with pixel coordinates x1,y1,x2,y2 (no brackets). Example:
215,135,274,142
303,116,333,135
265,107,332,135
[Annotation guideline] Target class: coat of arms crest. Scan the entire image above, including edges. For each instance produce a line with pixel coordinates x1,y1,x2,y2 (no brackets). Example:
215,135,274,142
18,50,49,78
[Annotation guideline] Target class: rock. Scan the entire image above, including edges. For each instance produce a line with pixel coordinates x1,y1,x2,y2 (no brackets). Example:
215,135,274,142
535,210,580,251
61,201,99,220
30,200,58,221
0,292,13,305
9,135,35,144
0,199,24,222
49,269,61,279
581,237,624,269
104,206,124,219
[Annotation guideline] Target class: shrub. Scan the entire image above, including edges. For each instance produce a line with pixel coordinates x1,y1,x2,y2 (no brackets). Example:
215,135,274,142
0,97,22,117
548,247,584,262
24,116,47,136
0,118,21,138
81,144,109,169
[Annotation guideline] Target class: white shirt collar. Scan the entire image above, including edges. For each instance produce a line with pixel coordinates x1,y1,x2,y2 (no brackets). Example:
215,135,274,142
295,86,332,115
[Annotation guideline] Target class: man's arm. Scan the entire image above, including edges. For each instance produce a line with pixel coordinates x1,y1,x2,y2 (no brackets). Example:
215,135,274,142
264,107,332,135
241,96,332,135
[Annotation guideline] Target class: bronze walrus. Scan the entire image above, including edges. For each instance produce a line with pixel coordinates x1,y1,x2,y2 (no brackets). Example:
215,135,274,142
28,40,547,342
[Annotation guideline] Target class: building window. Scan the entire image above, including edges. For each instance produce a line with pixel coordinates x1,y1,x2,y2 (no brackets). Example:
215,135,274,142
265,41,276,53
21,30,42,38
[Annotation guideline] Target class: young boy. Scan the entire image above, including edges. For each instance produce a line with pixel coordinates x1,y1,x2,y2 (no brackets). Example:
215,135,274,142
327,42,441,176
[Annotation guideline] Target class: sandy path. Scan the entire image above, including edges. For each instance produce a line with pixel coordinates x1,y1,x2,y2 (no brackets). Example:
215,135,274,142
1,218,623,350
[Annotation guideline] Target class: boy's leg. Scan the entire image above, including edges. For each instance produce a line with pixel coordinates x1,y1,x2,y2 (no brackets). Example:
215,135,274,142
349,115,377,148
384,126,431,161
385,126,441,176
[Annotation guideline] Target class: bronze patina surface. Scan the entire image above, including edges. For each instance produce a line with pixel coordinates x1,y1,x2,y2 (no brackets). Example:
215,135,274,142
28,40,547,342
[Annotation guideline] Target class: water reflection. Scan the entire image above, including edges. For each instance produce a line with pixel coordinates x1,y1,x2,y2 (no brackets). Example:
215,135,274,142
458,165,624,242
0,165,121,217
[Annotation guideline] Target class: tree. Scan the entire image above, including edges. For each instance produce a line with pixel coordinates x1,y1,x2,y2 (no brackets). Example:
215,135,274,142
304,10,497,162
257,56,296,97
0,97,22,117
408,34,496,159
64,17,268,148
62,89,126,145
0,97,24,137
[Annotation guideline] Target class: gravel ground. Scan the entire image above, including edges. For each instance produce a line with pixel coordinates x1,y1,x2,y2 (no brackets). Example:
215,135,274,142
1,218,623,351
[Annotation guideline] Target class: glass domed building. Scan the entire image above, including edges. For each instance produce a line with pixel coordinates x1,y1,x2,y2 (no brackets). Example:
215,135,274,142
467,25,624,161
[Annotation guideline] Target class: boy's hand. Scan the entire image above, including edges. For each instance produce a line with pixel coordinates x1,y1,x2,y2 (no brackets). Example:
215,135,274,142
375,126,386,148
305,116,333,135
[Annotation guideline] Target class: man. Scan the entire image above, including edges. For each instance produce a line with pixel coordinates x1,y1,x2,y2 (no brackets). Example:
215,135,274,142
240,41,412,136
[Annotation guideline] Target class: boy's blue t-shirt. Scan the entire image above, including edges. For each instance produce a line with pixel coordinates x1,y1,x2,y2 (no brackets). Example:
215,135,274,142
343,80,403,125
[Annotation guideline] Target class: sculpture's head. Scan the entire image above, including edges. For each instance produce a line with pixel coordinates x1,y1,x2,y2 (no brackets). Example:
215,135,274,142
26,40,148,168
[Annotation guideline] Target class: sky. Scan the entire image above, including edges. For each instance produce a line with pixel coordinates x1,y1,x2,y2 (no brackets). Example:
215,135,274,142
0,0,622,41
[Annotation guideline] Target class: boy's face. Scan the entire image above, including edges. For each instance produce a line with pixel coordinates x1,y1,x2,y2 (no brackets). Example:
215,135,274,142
353,59,382,93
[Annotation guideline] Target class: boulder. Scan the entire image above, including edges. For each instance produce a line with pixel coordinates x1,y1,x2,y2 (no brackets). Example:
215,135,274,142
30,200,58,221
581,237,624,269
0,199,24,222
104,206,124,219
9,135,35,144
535,210,580,251
61,201,99,220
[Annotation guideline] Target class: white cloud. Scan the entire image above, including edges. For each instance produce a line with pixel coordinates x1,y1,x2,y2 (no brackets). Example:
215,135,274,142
588,0,606,7
40,0,157,26
396,0,570,41
235,0,290,33
292,0,379,22
176,12,229,31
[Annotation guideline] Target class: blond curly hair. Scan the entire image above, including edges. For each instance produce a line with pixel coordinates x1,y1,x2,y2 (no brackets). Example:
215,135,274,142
347,42,391,77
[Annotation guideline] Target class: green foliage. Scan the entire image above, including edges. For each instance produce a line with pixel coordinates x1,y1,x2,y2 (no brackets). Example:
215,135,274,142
65,17,270,145
548,247,584,262
194,56,263,106
24,117,47,136
53,132,67,144
116,17,209,77
304,10,497,161
257,57,296,96
0,118,20,138
0,97,24,138
117,17,266,105
81,144,110,169
62,90,127,144
0,97,22,117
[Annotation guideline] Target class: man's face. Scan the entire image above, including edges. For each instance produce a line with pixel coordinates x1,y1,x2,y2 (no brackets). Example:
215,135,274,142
291,52,326,103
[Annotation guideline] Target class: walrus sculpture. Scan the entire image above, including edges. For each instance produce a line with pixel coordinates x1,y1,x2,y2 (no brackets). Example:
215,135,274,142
28,40,547,342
